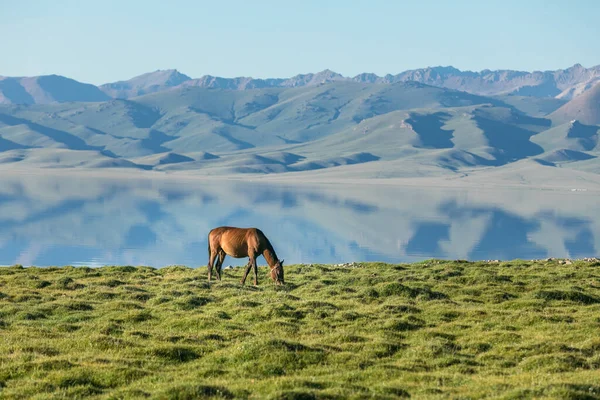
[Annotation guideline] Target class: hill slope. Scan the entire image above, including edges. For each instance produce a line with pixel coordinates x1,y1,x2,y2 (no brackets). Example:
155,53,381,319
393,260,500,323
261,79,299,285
0,78,599,179
550,83,600,126
0,75,110,104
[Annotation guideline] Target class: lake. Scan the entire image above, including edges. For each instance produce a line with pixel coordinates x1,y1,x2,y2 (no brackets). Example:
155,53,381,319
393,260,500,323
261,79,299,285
0,172,598,267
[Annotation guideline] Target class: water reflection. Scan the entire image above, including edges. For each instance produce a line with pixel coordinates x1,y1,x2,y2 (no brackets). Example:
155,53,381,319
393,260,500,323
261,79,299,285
0,173,598,267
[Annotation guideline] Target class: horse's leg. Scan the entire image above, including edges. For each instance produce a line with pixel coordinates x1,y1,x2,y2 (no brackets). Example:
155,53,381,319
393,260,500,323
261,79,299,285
240,258,252,285
251,255,259,286
215,251,225,281
207,247,217,282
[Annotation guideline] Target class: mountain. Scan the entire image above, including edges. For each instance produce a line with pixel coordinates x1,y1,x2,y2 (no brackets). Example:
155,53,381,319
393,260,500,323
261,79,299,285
549,83,600,126
0,81,500,157
172,64,600,99
3,64,600,105
0,75,110,104
181,75,283,90
180,69,348,90
556,76,600,100
144,64,600,99
282,69,347,87
99,69,191,98
391,64,600,99
1,69,600,180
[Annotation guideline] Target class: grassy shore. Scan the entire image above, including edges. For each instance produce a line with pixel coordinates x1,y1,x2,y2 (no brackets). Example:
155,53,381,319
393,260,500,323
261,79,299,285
1,260,600,399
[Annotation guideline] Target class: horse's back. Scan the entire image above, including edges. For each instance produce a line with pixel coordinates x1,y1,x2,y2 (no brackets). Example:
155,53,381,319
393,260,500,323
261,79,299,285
208,226,263,244
210,226,244,236
210,226,263,237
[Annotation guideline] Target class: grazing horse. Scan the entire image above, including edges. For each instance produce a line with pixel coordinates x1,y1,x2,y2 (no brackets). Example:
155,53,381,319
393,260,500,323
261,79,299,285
207,226,285,285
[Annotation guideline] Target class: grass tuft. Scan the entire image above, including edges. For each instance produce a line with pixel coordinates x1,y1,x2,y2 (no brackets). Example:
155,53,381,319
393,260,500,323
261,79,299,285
534,289,600,304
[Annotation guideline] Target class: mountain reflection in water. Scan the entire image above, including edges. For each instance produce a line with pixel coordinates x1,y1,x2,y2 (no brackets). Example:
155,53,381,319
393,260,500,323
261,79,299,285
0,174,597,267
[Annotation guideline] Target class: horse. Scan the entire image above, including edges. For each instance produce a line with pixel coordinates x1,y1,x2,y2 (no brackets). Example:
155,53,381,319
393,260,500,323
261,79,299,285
207,226,285,285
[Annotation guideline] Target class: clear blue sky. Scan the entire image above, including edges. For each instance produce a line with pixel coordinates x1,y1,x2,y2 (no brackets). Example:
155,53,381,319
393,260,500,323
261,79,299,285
1,0,599,85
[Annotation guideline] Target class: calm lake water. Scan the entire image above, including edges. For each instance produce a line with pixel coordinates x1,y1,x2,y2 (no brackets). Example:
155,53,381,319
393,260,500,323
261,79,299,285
0,173,598,267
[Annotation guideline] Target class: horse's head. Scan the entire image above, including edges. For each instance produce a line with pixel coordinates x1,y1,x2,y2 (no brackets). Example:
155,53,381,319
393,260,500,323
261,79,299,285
270,259,285,285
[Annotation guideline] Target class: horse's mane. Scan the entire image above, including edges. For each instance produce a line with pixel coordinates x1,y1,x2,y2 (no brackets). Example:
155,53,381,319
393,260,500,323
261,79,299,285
258,229,279,266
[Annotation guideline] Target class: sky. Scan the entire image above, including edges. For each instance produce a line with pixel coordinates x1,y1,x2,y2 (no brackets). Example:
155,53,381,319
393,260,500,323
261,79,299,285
1,0,599,85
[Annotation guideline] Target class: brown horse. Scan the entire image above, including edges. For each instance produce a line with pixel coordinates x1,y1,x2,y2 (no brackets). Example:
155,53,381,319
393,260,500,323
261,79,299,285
207,226,284,285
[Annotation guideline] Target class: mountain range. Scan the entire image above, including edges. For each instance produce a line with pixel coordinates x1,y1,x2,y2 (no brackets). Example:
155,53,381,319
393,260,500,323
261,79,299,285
2,64,600,105
0,64,599,183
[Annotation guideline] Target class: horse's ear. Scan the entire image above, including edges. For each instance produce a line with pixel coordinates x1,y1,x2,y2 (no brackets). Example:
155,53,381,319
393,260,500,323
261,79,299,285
280,259,284,264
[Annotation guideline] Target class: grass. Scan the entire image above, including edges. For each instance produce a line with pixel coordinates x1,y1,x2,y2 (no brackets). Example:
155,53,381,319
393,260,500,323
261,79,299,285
0,260,600,399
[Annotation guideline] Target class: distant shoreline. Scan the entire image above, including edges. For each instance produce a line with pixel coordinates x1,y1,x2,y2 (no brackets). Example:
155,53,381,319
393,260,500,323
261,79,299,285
2,258,599,270
1,165,600,192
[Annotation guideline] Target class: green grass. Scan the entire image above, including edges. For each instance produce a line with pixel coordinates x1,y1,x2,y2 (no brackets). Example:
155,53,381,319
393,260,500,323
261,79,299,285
1,260,600,399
